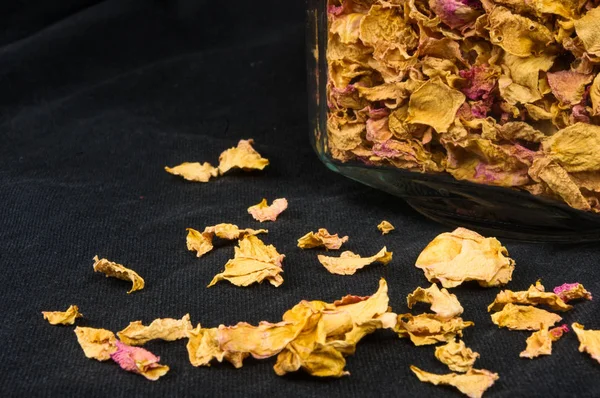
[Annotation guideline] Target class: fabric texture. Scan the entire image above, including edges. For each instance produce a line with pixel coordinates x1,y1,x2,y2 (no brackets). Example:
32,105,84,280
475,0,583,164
1,1,599,396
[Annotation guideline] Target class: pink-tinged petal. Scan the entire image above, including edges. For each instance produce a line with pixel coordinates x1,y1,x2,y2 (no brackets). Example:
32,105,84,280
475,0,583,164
547,71,594,105
459,65,497,101
110,341,169,381
550,324,570,339
553,283,593,302
366,117,393,143
429,0,483,29
368,106,390,120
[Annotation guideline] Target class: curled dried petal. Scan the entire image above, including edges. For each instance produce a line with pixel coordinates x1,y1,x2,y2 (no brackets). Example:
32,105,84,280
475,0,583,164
110,341,169,381
42,305,83,325
407,284,464,320
395,313,474,346
520,325,569,359
164,162,218,182
487,282,572,312
218,139,269,174
377,220,395,235
247,198,288,222
572,322,600,364
411,366,499,398
407,78,466,133
553,283,593,302
92,256,145,294
74,327,117,361
297,228,349,250
435,339,480,372
490,304,562,331
318,247,392,275
117,314,193,346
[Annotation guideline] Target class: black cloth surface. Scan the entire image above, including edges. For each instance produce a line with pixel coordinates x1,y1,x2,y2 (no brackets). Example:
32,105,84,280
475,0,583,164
1,1,600,396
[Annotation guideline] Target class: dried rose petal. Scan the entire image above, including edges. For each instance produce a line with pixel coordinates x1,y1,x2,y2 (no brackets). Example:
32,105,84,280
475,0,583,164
247,198,288,222
110,341,169,381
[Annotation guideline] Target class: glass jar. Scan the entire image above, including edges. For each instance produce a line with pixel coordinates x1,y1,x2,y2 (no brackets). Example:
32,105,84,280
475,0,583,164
306,0,600,242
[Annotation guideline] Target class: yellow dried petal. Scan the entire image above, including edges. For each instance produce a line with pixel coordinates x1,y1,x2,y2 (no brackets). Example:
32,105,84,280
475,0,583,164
519,325,568,359
92,256,145,294
117,314,193,346
574,6,600,57
297,228,349,250
529,157,591,211
591,74,600,116
410,366,499,398
330,13,364,44
247,198,288,222
208,235,284,287
186,228,214,257
435,340,480,372
377,220,395,235
487,282,572,312
488,6,554,57
499,53,555,105
415,228,515,288
395,313,474,346
407,284,464,320
572,323,600,364
490,304,562,331
359,6,418,53
164,162,218,182
318,247,392,275
542,123,600,173
42,305,82,325
74,327,117,361
186,326,225,367
217,139,269,174
407,78,465,133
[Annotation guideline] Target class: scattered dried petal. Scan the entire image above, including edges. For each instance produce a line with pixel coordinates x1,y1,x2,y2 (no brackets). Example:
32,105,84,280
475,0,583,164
377,220,395,235
42,305,82,325
208,235,284,287
487,282,572,312
553,283,593,302
110,341,169,381
572,322,600,364
117,314,193,346
411,366,499,398
218,139,269,175
92,256,145,294
407,284,464,320
435,339,480,372
415,228,515,288
520,324,569,359
318,247,392,275
247,198,288,222
74,327,117,361
297,228,349,250
491,304,562,331
164,162,218,182
186,224,267,258
395,313,474,346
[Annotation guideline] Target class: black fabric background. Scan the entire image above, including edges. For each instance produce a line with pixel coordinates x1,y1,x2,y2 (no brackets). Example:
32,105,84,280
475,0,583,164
1,1,599,396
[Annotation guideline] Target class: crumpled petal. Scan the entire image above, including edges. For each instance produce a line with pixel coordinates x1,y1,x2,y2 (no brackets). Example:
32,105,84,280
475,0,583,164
74,327,117,361
573,6,600,57
541,123,600,173
217,139,269,175
92,256,145,294
117,314,193,346
318,247,392,275
411,366,499,398
435,339,480,372
428,0,483,30
208,235,284,287
186,224,267,258
490,304,562,331
487,282,572,312
488,6,554,57
164,162,219,182
42,305,83,325
520,324,569,359
407,284,464,320
415,228,515,288
547,71,593,106
407,78,466,133
553,282,593,302
395,313,474,346
297,228,349,250
377,220,395,235
247,198,288,222
572,322,600,364
110,341,169,381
